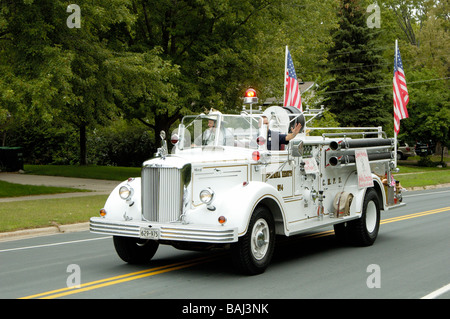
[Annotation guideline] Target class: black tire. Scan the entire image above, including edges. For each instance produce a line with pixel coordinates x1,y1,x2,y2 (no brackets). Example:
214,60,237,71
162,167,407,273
333,222,350,244
334,188,380,246
113,236,159,264
231,206,275,275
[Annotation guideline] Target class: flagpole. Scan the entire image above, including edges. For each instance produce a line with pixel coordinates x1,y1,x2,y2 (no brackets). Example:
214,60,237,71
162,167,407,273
283,45,288,106
394,39,398,166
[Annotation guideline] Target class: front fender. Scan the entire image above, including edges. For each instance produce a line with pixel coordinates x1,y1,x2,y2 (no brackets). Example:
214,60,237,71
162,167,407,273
102,178,142,221
213,181,286,236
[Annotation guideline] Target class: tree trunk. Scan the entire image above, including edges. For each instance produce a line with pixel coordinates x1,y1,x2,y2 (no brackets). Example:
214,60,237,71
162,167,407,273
79,123,87,166
155,115,172,140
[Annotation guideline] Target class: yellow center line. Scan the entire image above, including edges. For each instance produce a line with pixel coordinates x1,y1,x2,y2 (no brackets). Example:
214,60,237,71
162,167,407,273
299,206,450,240
41,259,214,299
302,229,335,238
20,254,224,299
380,207,449,224
19,206,449,299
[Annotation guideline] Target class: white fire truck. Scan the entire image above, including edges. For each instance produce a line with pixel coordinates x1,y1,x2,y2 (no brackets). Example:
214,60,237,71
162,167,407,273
90,89,405,275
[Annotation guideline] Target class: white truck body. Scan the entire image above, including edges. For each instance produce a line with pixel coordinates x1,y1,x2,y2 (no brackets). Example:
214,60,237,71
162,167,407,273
90,102,405,275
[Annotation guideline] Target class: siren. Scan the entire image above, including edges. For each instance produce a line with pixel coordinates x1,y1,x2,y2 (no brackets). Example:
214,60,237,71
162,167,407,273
243,88,258,104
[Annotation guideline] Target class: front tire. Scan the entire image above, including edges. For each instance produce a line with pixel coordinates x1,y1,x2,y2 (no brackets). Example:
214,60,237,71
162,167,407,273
231,206,275,275
113,236,159,264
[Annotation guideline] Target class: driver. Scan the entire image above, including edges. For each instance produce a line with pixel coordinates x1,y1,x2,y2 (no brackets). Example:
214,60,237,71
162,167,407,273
193,116,231,146
202,118,217,146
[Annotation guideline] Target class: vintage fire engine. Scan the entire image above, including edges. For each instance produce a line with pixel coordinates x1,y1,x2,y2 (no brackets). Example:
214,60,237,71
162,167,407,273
90,89,405,275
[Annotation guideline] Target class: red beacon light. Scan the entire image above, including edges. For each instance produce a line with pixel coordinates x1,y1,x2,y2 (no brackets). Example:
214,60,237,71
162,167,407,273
245,88,256,97
243,88,258,104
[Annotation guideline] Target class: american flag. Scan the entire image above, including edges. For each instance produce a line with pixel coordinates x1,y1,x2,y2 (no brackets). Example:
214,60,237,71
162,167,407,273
393,45,409,135
284,48,302,111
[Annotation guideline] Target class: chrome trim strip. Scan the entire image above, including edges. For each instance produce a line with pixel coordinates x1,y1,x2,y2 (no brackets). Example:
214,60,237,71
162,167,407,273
90,217,238,243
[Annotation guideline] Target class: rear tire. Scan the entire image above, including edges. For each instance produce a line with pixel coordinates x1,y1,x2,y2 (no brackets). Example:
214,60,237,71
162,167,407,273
334,188,380,246
231,206,275,275
113,236,159,264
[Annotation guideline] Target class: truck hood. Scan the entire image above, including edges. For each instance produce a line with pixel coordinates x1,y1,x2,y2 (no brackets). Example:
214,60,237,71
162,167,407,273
143,147,254,167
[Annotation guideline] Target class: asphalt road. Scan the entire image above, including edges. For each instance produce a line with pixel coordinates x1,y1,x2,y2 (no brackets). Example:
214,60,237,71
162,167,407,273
1,187,449,304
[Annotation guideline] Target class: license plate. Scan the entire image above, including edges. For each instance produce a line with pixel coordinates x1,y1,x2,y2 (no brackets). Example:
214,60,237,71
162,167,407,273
139,227,159,240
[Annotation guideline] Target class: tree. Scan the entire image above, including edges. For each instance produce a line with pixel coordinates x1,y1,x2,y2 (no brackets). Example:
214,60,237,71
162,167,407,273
0,0,173,164
390,1,449,162
0,1,99,164
399,68,449,161
57,0,139,165
324,0,390,128
111,0,278,136
0,1,72,122
110,0,338,136
383,0,438,46
0,0,345,165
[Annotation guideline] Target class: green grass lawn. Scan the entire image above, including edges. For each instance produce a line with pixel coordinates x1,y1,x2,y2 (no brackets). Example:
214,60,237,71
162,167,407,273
395,169,450,188
395,161,450,188
0,195,108,232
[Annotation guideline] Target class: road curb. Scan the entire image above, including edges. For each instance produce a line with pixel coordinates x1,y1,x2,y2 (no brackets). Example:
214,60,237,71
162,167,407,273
405,183,450,191
0,222,89,242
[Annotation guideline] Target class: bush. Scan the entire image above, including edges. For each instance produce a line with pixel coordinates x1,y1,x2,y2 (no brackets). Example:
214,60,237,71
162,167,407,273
87,119,156,167
417,156,435,167
436,161,447,168
5,118,79,165
416,156,448,168
5,117,156,167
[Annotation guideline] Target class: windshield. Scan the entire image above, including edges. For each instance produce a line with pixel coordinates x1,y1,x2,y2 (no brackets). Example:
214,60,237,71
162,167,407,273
178,114,264,150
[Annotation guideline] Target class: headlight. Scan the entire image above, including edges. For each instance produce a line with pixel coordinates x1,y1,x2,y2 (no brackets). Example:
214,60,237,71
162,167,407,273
199,188,214,204
119,185,132,200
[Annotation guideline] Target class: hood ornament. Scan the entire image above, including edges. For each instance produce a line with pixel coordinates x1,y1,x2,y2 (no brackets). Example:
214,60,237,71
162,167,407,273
156,130,168,159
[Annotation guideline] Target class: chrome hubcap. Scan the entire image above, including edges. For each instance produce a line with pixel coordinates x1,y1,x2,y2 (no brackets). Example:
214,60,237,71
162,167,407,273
251,219,270,260
366,201,377,233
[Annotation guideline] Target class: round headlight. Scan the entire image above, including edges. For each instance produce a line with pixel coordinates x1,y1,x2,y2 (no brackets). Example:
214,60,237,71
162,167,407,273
199,188,214,204
119,185,132,200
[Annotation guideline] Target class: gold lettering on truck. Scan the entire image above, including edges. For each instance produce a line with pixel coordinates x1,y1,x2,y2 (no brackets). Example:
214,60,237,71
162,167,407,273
266,172,280,180
265,170,292,180
282,170,292,178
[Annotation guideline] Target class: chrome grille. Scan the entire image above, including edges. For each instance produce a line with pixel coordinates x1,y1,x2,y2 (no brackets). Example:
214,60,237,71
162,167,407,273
142,166,182,222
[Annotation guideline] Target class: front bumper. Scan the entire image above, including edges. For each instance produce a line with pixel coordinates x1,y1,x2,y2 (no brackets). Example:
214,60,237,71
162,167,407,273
90,217,238,243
